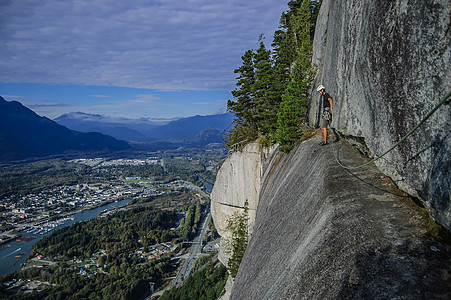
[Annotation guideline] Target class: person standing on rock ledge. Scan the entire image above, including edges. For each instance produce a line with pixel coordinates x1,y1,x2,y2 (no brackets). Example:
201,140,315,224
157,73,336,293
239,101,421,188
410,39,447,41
317,85,333,145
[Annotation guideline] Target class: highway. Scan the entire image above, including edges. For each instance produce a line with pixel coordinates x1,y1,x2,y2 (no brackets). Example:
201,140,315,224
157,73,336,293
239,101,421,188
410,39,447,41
147,211,211,299
172,212,211,287
179,180,210,198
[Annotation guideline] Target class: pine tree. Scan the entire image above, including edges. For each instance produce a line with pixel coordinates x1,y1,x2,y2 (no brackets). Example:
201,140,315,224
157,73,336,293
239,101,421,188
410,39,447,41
226,200,250,279
226,50,258,146
253,39,276,136
229,49,256,125
271,13,294,100
276,59,311,152
309,0,322,41
276,0,314,152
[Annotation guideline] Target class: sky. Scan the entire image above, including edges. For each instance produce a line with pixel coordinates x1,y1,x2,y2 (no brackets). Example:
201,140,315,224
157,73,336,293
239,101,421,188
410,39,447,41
0,0,289,121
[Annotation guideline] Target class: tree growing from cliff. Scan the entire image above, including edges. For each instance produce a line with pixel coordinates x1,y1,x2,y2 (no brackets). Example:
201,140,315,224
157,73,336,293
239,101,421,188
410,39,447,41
226,200,250,279
253,38,278,138
226,50,258,148
226,0,320,151
229,50,256,125
276,63,308,153
276,0,315,152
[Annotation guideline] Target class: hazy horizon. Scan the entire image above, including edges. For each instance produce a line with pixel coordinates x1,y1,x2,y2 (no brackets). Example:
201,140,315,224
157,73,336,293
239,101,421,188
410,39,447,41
0,0,289,120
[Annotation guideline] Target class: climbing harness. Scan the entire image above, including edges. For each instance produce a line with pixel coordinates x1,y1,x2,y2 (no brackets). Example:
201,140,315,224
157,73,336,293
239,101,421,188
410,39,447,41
332,91,451,170
322,107,331,121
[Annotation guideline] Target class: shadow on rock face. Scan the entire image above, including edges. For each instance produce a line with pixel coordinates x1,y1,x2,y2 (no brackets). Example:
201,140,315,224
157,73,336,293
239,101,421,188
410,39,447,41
338,239,450,300
421,132,451,230
229,136,450,300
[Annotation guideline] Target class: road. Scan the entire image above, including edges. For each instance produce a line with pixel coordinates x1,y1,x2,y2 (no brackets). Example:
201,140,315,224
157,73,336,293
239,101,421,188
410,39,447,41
179,180,210,198
146,213,211,300
146,211,211,299
145,178,211,299
172,212,211,287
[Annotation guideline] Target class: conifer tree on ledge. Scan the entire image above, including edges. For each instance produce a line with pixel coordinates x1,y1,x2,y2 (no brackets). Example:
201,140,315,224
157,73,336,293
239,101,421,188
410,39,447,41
277,0,315,152
225,0,320,152
226,200,250,279
226,50,257,147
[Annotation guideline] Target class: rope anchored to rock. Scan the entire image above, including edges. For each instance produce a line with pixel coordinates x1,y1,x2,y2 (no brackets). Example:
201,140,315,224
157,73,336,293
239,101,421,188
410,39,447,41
332,91,451,170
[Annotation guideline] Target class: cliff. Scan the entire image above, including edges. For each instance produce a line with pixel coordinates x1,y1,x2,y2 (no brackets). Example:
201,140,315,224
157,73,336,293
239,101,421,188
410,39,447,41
210,0,450,298
211,142,275,266
228,136,449,299
211,134,450,299
310,0,451,229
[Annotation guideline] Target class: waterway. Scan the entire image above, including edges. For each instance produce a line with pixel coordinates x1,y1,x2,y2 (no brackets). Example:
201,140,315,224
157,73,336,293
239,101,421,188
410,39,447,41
0,198,131,276
198,176,213,192
204,180,213,192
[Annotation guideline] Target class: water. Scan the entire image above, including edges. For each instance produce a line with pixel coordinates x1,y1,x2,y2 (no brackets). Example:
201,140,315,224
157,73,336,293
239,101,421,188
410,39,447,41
0,198,131,276
198,176,213,192
204,180,213,192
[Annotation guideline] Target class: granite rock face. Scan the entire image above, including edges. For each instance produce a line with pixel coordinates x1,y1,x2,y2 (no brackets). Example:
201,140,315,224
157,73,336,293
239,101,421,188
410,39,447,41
210,142,276,266
212,1,451,298
230,136,450,299
310,0,451,229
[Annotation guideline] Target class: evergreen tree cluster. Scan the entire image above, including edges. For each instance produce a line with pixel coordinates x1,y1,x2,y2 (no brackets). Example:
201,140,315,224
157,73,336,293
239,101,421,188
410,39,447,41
32,207,179,260
226,200,250,279
226,0,321,153
160,261,228,300
177,201,204,241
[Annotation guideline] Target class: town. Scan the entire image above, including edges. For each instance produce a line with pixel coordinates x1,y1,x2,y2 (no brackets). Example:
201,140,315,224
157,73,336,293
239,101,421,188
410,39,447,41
0,175,209,244
0,151,224,298
0,150,221,240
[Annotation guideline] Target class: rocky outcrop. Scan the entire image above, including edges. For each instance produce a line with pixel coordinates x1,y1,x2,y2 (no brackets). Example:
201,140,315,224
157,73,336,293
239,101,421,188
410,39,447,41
230,135,450,299
211,1,451,298
210,142,276,266
309,0,451,230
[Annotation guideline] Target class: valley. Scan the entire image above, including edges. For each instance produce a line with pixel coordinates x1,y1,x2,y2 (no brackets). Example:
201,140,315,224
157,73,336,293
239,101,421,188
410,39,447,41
0,147,227,299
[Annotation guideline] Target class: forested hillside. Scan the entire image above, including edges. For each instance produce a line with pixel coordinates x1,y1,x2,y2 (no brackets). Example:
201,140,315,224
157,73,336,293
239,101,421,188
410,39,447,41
0,204,207,299
0,97,130,161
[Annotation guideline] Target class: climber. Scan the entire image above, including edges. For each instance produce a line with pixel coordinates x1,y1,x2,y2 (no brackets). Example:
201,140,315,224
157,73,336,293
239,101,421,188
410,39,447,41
317,85,333,145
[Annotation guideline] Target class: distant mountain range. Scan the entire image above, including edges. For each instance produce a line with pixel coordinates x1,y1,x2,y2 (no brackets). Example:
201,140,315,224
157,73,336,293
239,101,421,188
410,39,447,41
0,96,235,161
54,111,235,145
0,97,130,161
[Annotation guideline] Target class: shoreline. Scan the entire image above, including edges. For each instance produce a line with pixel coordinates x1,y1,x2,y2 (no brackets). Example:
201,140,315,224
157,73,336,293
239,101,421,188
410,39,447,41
0,198,133,277
9,196,133,234
1,197,132,250
0,234,22,247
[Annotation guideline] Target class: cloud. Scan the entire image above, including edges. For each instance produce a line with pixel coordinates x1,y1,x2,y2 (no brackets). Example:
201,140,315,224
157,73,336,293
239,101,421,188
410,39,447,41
215,108,227,114
132,94,160,102
2,95,25,100
78,93,163,118
0,0,288,91
22,102,73,108
91,95,111,98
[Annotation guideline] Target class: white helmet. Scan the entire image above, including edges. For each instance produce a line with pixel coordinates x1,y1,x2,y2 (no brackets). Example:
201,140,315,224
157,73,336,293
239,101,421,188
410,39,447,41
317,85,325,92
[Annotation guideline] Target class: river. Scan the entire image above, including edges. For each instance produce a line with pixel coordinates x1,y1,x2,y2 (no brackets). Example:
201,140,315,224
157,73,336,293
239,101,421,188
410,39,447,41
198,176,213,192
0,198,131,276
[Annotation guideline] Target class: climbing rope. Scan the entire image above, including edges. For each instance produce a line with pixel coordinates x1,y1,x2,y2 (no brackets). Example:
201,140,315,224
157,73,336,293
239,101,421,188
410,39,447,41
332,91,451,170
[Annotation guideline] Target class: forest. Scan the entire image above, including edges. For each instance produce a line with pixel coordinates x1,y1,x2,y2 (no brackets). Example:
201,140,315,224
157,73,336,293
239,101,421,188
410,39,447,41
160,258,228,300
0,202,207,299
0,159,97,199
226,0,321,152
32,206,178,259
